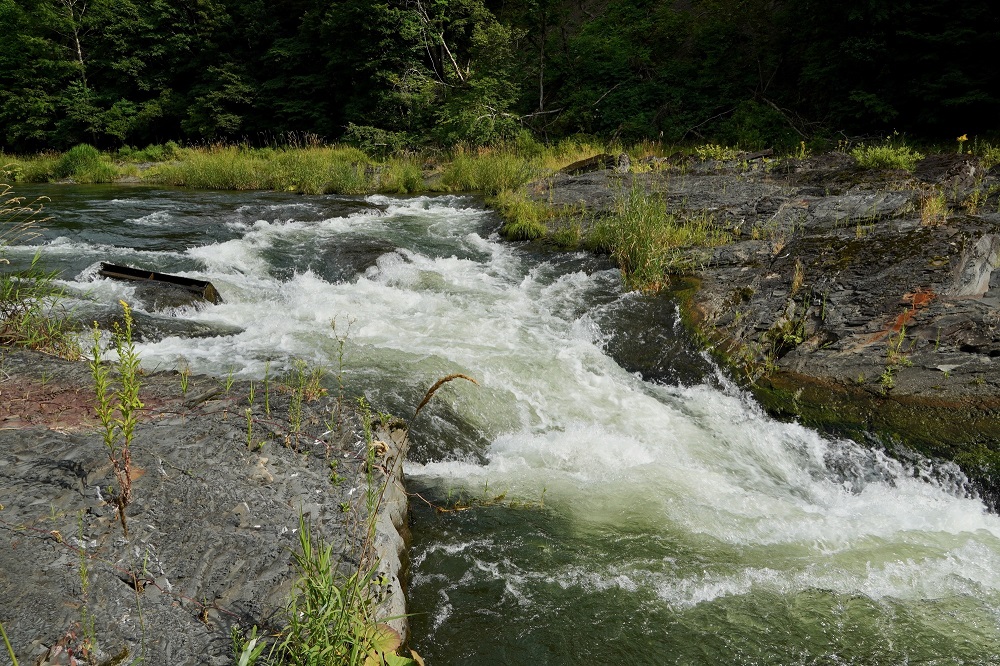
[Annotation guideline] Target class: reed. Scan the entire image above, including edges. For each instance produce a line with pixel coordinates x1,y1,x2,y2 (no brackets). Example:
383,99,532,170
413,373,479,420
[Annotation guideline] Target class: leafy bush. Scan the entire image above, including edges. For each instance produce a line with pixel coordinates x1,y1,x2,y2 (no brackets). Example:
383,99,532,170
117,141,181,163
342,124,413,157
851,142,924,171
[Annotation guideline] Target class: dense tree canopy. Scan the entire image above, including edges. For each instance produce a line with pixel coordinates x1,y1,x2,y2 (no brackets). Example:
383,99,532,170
1,0,996,151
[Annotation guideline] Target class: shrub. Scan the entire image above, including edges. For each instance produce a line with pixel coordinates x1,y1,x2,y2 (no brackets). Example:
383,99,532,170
116,141,181,163
342,123,413,157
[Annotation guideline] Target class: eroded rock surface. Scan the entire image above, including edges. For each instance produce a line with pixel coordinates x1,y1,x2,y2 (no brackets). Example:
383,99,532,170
0,350,409,665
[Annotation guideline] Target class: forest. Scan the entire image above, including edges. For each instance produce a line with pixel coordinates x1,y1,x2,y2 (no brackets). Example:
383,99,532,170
1,0,997,152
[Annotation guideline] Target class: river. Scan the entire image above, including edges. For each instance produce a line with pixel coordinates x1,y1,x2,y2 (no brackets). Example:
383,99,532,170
10,185,1000,664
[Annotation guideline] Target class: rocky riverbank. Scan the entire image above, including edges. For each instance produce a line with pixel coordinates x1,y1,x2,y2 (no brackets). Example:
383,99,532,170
523,150,1000,504
0,349,409,665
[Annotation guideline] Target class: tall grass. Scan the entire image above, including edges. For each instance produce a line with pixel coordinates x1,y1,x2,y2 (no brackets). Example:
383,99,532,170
439,148,541,194
0,186,79,358
2,152,61,183
490,189,550,240
587,186,732,291
147,145,376,194
1,138,618,194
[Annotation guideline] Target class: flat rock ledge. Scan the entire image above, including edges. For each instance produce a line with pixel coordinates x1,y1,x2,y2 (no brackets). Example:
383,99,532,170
0,349,410,665
525,151,1000,505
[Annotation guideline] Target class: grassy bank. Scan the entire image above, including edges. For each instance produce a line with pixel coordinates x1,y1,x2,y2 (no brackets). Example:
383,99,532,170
0,139,610,195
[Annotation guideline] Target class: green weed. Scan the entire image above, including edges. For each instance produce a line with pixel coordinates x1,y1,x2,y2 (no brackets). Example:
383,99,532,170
89,301,143,537
694,143,740,161
285,359,328,444
272,514,414,666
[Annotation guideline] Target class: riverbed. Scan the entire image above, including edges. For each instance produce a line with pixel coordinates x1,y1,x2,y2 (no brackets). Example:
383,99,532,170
10,185,1000,664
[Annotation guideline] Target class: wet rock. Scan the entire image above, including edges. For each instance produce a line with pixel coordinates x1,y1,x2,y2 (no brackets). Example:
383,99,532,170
315,238,399,283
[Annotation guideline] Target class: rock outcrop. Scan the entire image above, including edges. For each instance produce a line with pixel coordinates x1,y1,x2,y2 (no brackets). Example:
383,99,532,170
524,150,1000,503
0,350,410,665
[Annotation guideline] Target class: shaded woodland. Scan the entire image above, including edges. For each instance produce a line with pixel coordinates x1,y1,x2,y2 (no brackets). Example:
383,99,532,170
1,0,996,151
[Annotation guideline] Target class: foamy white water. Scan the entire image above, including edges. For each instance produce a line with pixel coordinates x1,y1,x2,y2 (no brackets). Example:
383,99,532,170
26,186,1000,664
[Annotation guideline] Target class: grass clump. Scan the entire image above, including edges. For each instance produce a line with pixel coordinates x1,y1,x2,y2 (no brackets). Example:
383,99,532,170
921,189,949,225
587,186,732,291
376,159,426,194
54,144,119,183
0,186,79,358
851,141,924,171
694,143,741,161
491,189,550,240
148,145,376,194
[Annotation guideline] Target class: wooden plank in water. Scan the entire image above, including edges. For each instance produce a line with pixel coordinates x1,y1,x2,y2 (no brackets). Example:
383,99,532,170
98,262,223,304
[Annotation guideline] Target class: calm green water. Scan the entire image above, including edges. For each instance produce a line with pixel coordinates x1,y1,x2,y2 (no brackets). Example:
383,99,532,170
12,185,1000,664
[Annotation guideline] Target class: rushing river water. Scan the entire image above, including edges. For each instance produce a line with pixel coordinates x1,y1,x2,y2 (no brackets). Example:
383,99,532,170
10,185,1000,663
